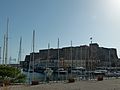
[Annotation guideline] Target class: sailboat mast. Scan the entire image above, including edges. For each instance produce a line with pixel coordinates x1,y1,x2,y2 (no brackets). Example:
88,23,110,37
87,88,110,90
71,40,73,75
58,38,60,80
18,37,22,64
81,46,82,67
5,18,9,65
109,49,111,69
32,30,35,80
28,50,32,84
0,47,1,64
80,46,83,78
2,34,6,64
47,43,50,68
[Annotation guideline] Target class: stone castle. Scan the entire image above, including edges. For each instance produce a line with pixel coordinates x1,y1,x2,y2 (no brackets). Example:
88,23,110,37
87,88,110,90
21,43,120,70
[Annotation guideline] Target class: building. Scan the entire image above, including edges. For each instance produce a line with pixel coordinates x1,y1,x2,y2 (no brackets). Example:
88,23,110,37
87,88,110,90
22,43,119,70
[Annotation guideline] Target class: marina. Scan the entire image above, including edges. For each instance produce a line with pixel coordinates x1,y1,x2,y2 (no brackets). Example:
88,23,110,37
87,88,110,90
22,66,120,83
1,0,120,90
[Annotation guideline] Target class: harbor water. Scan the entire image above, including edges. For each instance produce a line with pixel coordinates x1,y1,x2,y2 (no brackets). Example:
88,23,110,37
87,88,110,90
23,71,68,83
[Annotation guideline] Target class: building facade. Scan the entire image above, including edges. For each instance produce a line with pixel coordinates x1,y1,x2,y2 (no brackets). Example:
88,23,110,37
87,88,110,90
21,43,119,70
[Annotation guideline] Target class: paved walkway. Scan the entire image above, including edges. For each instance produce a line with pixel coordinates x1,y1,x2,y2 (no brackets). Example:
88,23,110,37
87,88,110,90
1,79,120,90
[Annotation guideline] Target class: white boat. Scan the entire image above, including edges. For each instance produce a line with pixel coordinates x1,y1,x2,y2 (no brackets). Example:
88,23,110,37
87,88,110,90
113,71,120,77
71,67,85,75
56,68,67,74
105,72,114,77
94,70,108,75
105,71,120,77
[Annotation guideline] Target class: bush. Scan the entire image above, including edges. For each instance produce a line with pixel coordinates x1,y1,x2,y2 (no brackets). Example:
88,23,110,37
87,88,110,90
0,65,26,85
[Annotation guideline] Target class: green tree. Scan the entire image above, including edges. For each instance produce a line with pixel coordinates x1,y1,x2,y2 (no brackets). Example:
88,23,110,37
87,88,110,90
0,65,26,85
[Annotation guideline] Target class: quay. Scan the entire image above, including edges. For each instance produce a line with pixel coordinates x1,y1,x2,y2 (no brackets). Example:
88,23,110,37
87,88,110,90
1,78,120,90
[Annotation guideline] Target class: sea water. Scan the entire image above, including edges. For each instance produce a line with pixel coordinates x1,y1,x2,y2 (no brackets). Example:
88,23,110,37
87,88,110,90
23,71,68,83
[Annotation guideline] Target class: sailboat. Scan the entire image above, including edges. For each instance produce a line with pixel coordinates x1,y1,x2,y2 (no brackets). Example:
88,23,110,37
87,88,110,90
44,43,53,82
56,68,67,74
28,30,39,85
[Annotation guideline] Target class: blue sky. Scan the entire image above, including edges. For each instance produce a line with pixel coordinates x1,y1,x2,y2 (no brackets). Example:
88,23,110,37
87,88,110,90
0,0,120,62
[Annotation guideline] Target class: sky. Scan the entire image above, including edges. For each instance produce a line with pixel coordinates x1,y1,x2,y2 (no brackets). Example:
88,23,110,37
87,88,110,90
0,0,120,63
